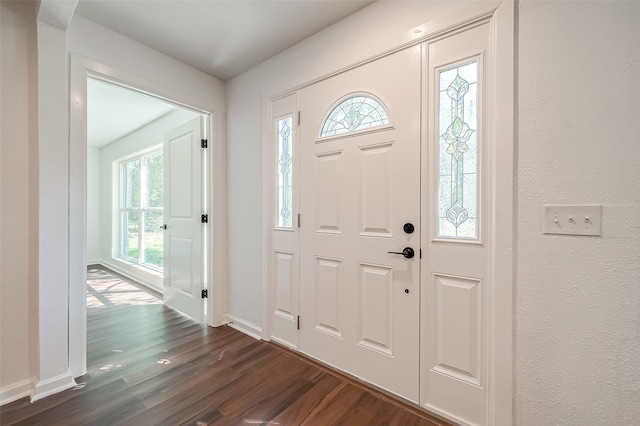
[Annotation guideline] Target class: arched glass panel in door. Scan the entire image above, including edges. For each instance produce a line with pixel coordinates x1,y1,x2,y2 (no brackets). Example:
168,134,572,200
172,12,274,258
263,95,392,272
320,94,389,137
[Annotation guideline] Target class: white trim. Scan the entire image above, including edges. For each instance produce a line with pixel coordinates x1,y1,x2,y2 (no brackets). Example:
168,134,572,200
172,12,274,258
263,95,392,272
208,98,228,328
69,49,88,382
487,2,515,424
69,53,228,382
265,2,500,102
31,372,76,402
261,94,274,340
423,403,476,426
224,314,263,340
270,336,297,350
0,379,34,406
314,125,394,144
94,259,163,295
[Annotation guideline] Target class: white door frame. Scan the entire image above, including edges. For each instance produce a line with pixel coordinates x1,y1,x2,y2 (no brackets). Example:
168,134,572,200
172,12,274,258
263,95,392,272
261,1,513,424
69,54,228,378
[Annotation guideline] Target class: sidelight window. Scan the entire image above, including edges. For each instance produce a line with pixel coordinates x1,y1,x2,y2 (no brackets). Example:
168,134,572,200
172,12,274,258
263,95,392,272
437,60,479,239
276,116,293,228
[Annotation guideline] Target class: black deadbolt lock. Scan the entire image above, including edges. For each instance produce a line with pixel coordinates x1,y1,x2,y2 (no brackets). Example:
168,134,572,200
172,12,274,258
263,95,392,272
403,223,415,234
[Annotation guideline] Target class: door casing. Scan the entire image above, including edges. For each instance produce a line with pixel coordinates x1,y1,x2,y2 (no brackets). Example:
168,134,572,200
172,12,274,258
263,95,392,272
69,54,227,378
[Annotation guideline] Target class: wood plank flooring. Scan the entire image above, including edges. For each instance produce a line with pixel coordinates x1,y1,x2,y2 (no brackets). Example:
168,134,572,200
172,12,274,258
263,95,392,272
1,268,451,426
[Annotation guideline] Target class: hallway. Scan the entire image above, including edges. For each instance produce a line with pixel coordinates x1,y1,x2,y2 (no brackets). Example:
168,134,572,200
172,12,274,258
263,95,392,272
0,268,448,425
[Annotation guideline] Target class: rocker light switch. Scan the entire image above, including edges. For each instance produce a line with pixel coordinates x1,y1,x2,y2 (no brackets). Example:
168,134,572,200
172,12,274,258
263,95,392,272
543,204,602,236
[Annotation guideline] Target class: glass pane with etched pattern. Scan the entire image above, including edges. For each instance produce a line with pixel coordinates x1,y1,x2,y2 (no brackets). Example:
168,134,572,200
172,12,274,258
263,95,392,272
437,60,479,239
276,116,293,228
320,95,389,137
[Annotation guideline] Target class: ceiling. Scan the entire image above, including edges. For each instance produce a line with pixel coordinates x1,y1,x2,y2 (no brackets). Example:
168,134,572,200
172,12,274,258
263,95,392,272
87,79,180,147
74,0,374,82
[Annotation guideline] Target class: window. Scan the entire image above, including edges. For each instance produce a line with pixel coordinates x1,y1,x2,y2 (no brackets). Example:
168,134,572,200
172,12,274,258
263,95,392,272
119,149,164,269
320,94,389,137
276,115,293,228
437,60,479,239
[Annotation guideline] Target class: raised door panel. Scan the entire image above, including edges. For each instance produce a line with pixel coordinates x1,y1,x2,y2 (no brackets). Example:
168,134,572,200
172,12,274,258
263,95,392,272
169,135,193,218
357,263,394,356
168,237,194,295
314,257,343,338
431,273,482,385
359,143,394,238
274,251,295,321
316,151,343,234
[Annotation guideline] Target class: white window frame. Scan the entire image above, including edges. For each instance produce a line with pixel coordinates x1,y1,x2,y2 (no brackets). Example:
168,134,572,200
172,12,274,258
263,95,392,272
117,146,164,273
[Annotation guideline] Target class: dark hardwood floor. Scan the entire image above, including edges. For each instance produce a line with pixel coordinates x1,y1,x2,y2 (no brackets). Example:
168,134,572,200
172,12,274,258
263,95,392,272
1,267,450,426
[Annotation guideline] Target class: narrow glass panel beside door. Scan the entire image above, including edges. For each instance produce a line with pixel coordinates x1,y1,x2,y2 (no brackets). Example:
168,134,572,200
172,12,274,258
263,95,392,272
437,60,479,239
276,115,293,228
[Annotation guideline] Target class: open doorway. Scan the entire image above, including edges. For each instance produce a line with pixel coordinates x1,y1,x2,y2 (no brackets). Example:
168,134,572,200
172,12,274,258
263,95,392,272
86,77,206,318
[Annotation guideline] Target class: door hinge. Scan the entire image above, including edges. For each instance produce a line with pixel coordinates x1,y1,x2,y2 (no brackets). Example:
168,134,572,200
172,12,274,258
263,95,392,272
201,289,208,298
297,111,301,126
297,213,301,228
201,214,208,223
201,139,208,148
420,248,422,259
297,315,300,330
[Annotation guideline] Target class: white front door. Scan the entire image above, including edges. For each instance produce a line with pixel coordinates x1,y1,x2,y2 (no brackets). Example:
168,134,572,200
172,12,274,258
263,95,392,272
299,46,421,402
163,117,204,321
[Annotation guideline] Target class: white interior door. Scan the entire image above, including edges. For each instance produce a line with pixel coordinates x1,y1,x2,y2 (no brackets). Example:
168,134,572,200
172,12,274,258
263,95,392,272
163,116,204,321
299,47,421,402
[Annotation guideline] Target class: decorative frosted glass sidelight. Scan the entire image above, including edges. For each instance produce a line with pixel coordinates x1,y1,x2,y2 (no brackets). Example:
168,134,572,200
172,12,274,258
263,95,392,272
437,61,478,239
320,95,389,137
276,116,293,228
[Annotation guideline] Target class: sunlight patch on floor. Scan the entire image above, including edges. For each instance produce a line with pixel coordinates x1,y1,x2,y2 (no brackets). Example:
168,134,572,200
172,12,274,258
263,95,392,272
87,267,162,308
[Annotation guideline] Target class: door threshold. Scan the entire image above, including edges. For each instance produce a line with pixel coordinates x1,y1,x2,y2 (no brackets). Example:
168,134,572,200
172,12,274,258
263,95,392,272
266,340,453,426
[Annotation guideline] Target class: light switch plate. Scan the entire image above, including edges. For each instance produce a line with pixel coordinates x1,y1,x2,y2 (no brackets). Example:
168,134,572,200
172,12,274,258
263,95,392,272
543,204,602,236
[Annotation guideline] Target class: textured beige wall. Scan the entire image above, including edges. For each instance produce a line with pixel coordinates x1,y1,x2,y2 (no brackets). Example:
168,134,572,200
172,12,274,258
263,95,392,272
0,0,38,400
517,1,640,423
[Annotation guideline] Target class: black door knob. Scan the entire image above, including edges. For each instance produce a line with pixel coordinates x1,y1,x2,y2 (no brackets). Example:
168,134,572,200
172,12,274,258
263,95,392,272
387,247,415,259
403,223,415,234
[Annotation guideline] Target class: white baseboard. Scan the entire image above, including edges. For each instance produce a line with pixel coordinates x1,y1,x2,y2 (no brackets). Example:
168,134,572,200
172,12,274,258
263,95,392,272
224,314,262,340
86,258,101,265
93,259,163,294
31,372,76,402
270,336,297,350
0,379,34,406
